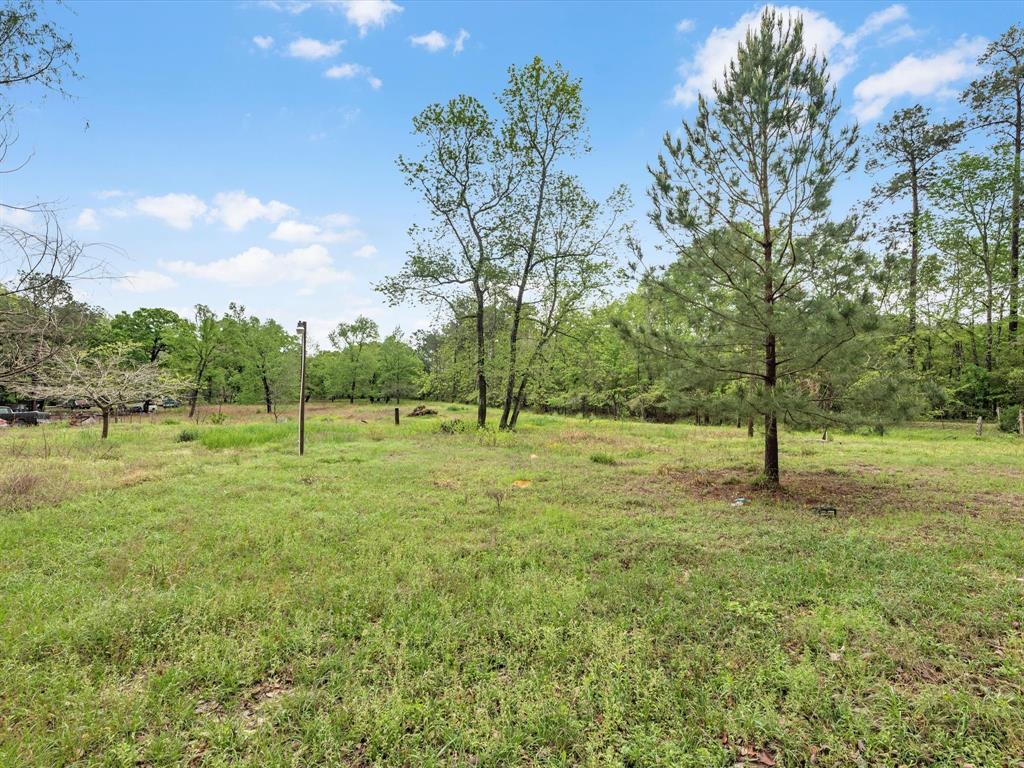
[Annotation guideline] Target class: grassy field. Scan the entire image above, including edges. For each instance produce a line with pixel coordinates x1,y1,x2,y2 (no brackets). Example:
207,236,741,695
1,403,1022,767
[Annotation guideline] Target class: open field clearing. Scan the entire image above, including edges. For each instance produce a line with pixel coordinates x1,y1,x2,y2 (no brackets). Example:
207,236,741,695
1,404,1022,767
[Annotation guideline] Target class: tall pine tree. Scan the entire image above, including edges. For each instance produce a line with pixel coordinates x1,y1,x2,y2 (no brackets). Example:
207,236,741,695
646,9,862,486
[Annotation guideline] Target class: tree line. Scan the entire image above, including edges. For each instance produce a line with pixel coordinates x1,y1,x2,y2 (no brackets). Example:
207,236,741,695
1,4,1021,484
383,15,1024,485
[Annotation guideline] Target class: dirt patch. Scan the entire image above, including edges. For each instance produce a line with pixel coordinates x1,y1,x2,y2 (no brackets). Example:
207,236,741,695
192,672,296,732
120,466,159,487
239,674,295,731
623,465,1024,519
627,465,915,516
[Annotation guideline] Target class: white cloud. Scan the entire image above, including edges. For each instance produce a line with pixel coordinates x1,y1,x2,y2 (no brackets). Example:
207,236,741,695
676,19,695,34
324,63,382,88
671,4,908,107
411,28,470,54
0,205,36,228
162,244,350,292
411,30,448,53
253,35,275,50
208,191,293,231
852,35,985,121
287,37,344,60
135,194,208,230
269,219,360,244
322,211,357,228
76,208,100,230
97,189,127,200
846,4,908,47
116,270,177,293
258,0,310,14
352,244,377,259
339,0,402,36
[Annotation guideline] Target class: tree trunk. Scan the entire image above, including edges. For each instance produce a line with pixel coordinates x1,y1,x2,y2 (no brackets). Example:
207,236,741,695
500,165,548,430
761,141,780,485
747,414,754,438
986,273,994,372
908,166,921,366
263,376,273,413
509,375,529,429
763,341,779,486
101,409,110,439
475,288,487,428
1009,93,1022,340
188,389,198,418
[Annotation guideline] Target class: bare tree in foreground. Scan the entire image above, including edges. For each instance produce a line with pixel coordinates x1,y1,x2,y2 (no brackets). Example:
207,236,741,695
14,344,185,438
0,1,92,383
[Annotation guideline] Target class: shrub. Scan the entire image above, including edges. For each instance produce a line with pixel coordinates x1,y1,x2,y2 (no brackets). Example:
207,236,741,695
162,418,180,426
590,452,616,465
209,412,227,425
998,404,1022,434
176,428,199,443
438,418,467,435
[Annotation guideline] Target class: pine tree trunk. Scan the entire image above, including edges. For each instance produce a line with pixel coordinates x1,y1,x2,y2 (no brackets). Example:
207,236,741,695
762,174,780,485
764,339,779,485
1009,96,1021,339
908,166,921,366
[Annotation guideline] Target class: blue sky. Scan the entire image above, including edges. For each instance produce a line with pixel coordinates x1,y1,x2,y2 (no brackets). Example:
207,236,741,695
3,0,1020,345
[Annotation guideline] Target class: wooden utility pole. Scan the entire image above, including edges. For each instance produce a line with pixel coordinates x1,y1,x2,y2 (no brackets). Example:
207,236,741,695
297,320,307,455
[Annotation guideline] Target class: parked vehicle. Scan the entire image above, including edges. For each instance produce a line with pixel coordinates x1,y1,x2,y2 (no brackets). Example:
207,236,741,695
162,397,180,408
0,406,51,425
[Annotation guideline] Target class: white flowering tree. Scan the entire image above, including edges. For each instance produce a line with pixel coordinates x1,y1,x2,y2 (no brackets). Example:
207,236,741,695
15,343,185,438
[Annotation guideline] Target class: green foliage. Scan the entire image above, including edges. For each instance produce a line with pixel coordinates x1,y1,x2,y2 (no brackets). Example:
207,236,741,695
589,451,616,465
644,9,862,483
998,404,1022,433
175,427,198,443
197,423,293,450
437,418,467,434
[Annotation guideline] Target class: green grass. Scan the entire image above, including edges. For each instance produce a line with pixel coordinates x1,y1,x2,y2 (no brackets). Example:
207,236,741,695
1,404,1022,767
